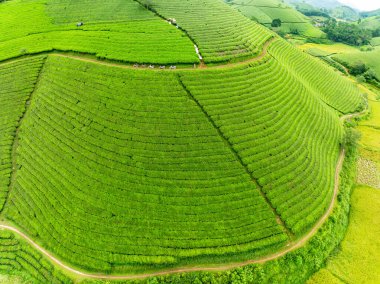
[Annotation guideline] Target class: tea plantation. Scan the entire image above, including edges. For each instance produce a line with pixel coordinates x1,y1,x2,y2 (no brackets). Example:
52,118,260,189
0,0,364,282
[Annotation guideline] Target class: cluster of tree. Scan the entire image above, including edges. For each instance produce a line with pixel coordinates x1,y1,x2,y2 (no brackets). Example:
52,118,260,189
323,18,373,46
302,10,330,18
372,28,380,37
337,60,379,85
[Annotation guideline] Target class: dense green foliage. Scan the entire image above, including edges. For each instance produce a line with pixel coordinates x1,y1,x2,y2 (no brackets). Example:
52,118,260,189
145,0,274,63
323,19,372,46
0,57,45,212
358,16,380,34
0,0,198,65
0,230,71,283
361,9,380,18
371,37,380,46
229,0,324,38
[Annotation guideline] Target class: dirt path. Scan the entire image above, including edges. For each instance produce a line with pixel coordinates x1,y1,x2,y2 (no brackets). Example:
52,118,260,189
0,109,365,281
49,37,275,72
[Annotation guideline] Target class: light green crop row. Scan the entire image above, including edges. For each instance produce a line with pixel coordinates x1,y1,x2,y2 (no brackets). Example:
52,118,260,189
0,0,198,65
0,56,45,211
146,0,273,63
0,230,71,283
181,52,344,235
269,39,363,113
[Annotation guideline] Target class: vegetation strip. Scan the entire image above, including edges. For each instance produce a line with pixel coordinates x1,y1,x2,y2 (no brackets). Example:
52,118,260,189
0,108,365,280
1,58,46,213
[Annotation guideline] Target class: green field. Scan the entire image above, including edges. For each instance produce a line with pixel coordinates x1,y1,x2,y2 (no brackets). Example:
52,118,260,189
298,43,359,55
0,0,366,282
333,47,380,80
229,0,325,37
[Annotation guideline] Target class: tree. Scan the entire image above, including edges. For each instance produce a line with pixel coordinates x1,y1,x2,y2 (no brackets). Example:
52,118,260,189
349,61,368,76
271,19,282,28
323,19,373,46
341,128,361,148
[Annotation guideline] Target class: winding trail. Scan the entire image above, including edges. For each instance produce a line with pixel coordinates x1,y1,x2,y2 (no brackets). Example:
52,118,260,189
50,37,276,71
0,108,366,281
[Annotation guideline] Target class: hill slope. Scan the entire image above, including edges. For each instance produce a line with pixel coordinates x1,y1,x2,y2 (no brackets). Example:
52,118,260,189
229,0,325,37
0,0,363,278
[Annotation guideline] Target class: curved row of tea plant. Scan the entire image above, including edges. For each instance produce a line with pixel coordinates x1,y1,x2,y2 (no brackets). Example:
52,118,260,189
3,56,287,274
144,0,274,63
0,56,45,212
268,39,363,114
0,0,198,65
180,54,345,235
0,230,71,283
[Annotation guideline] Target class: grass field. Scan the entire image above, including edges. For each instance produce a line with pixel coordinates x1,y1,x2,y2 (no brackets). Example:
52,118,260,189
298,43,359,55
308,186,380,284
0,0,366,280
333,47,380,81
229,0,324,38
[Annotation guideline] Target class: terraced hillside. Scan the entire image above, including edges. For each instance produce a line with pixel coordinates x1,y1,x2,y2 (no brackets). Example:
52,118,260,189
0,0,364,280
229,0,325,38
0,230,71,283
0,0,198,64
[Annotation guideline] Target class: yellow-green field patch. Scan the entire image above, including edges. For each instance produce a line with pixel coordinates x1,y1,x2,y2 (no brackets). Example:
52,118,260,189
357,126,380,150
298,43,359,55
326,186,380,284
